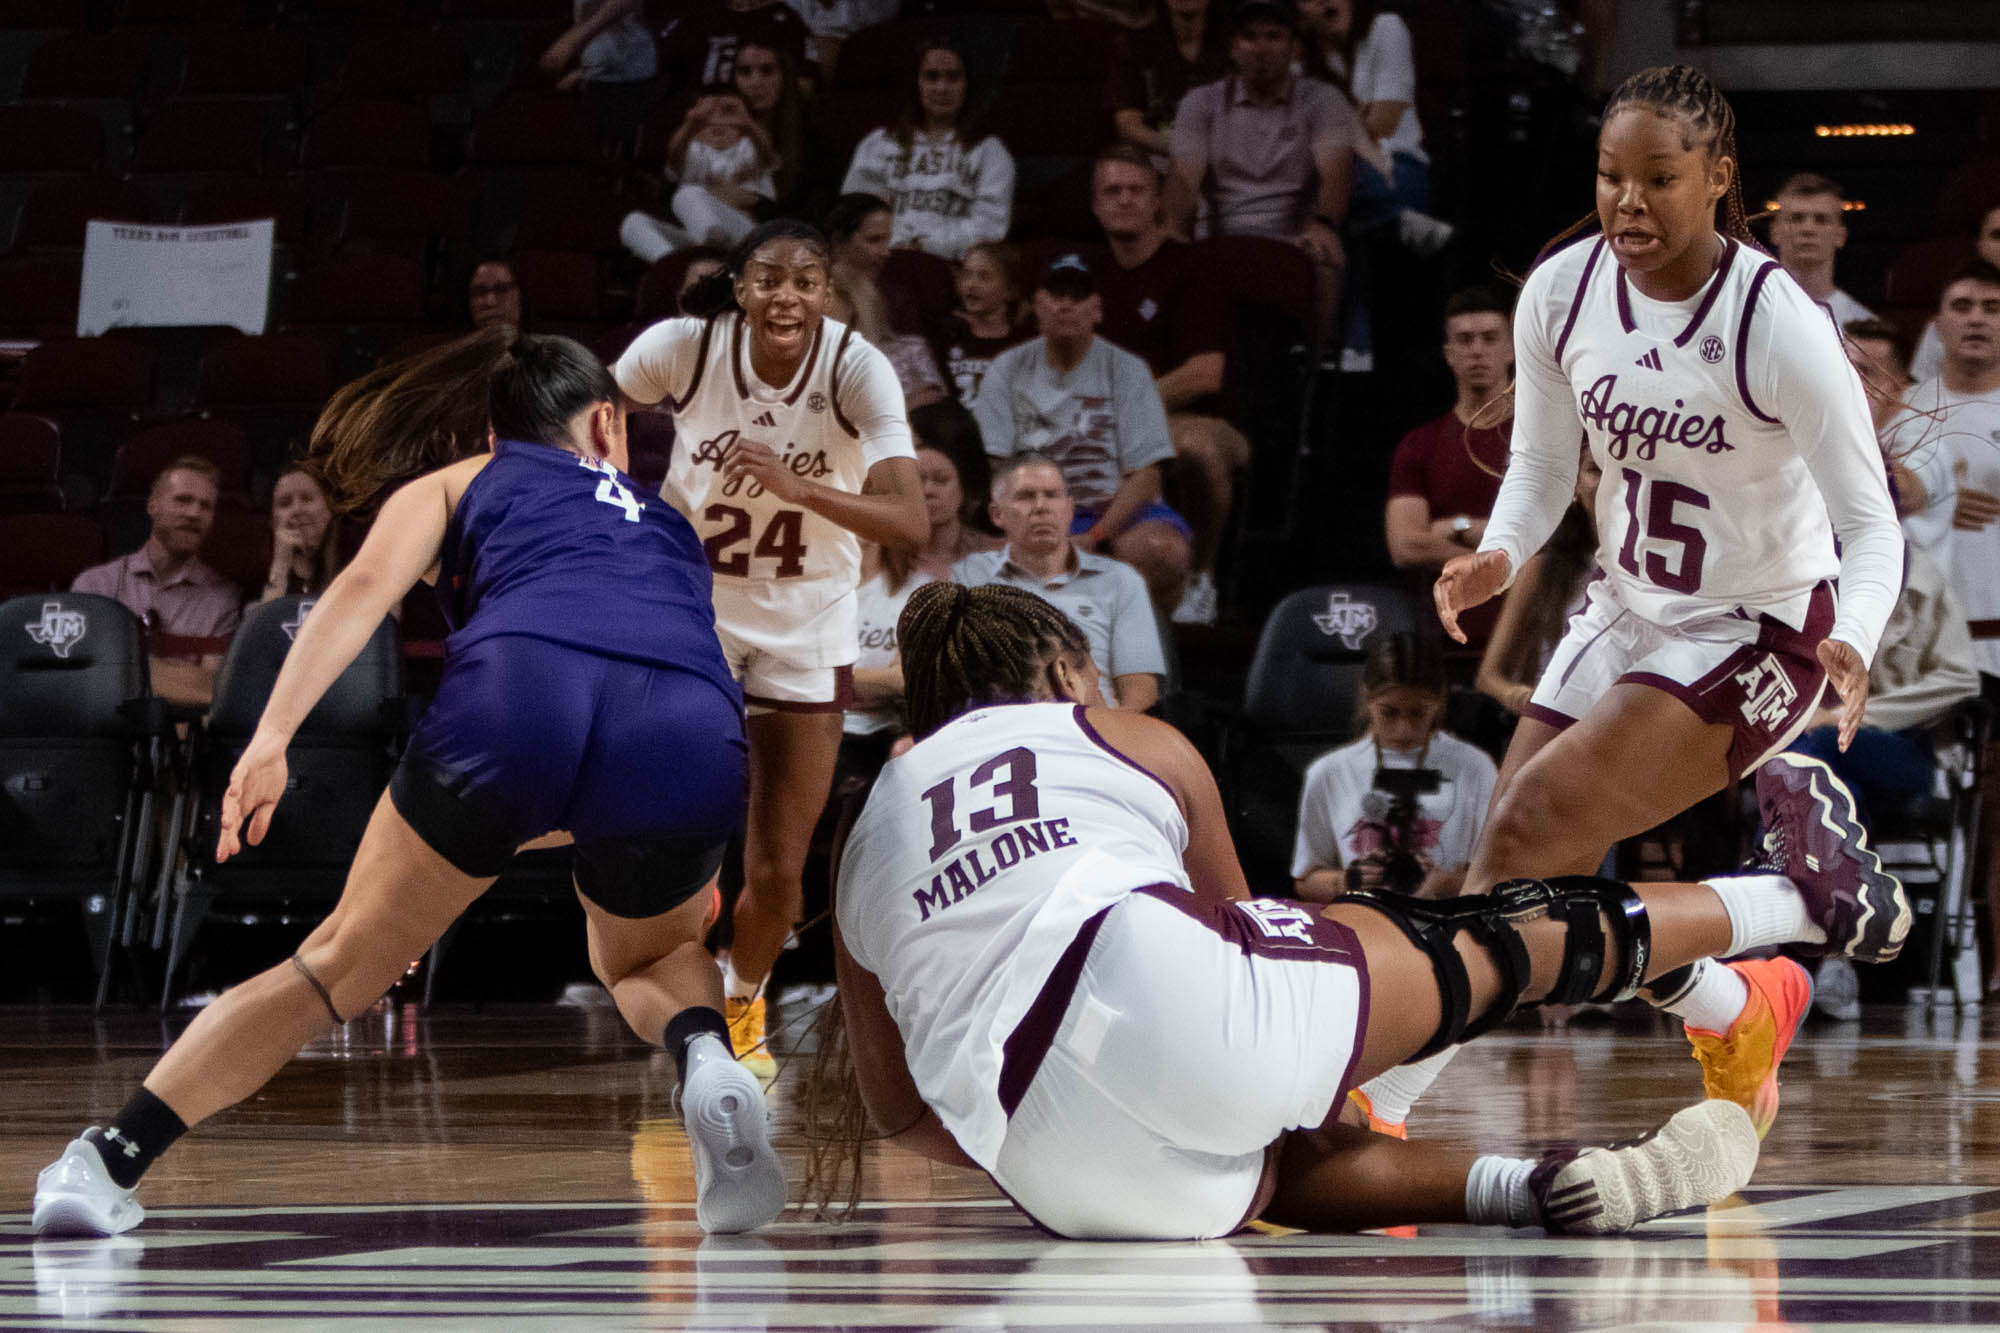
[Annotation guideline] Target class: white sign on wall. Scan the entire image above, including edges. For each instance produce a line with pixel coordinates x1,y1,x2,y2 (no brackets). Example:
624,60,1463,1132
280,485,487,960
78,218,274,336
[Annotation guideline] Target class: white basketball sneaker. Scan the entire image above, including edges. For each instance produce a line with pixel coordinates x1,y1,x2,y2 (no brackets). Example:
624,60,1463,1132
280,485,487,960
33,1137,144,1237
681,1035,787,1234
1530,1100,1758,1235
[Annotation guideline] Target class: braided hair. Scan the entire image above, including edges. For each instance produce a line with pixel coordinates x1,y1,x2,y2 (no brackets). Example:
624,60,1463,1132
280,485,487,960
899,582,1092,739
679,217,832,319
1535,64,1757,266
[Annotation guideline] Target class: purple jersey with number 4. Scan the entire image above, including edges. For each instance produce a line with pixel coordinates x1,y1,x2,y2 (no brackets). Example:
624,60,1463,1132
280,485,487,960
437,439,736,700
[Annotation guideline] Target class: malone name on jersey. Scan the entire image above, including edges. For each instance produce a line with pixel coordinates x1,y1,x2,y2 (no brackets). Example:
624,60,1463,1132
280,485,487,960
913,817,1080,923
688,428,835,498
1578,372,1735,461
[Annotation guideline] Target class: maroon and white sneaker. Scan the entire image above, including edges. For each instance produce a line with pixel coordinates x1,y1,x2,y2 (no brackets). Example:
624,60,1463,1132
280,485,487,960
1529,1101,1758,1235
1754,753,1910,963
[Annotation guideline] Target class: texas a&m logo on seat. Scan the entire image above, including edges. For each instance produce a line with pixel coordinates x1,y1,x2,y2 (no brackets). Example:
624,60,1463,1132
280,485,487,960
25,600,87,658
1311,592,1377,650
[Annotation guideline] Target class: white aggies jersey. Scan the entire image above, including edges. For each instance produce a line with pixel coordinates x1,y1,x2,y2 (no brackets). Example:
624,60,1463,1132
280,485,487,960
614,312,915,668
1485,235,1902,663
836,701,1190,1169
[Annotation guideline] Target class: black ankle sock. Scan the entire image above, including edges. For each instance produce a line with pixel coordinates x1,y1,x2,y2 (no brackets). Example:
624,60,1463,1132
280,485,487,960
664,1006,732,1085
85,1088,188,1190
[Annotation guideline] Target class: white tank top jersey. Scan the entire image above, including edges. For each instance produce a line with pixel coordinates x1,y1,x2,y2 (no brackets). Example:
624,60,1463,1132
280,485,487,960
1482,235,1903,665
836,701,1191,1169
613,312,916,668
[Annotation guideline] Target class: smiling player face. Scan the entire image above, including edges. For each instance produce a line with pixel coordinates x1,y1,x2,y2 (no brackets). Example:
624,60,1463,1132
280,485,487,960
736,238,832,366
1595,106,1732,299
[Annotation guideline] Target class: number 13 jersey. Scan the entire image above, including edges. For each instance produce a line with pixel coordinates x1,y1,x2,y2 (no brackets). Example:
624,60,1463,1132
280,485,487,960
1484,235,1902,664
615,311,916,668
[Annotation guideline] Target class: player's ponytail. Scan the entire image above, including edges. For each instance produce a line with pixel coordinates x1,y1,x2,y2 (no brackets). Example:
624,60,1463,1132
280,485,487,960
305,326,511,514
680,217,833,319
900,582,1093,739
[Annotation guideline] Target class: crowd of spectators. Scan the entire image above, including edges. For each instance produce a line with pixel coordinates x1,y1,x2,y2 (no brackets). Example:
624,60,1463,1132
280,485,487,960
7,0,2000,1011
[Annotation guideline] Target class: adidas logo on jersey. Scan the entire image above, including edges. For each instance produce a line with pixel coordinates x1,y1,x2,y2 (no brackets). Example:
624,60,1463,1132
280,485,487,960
751,411,778,428
1633,348,1664,371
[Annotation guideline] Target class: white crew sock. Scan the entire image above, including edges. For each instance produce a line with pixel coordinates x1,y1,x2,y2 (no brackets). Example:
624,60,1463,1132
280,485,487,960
722,960,762,1002
1357,1045,1460,1125
1652,957,1750,1034
1464,1154,1538,1227
1703,872,1827,955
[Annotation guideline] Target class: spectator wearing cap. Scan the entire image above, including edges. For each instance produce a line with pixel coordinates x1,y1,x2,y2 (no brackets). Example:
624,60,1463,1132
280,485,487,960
972,252,1194,618
1092,142,1247,626
1163,0,1361,347
71,454,241,706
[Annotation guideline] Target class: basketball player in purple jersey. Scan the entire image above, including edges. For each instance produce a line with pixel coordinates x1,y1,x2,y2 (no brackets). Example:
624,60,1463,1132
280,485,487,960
1433,66,1908,1138
35,332,786,1237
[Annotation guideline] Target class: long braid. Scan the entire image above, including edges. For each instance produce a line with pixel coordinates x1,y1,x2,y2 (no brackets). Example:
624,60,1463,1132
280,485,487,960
900,583,1092,739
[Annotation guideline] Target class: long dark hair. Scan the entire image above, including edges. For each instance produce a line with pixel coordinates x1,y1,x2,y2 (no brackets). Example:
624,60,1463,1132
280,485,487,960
680,217,833,319
305,330,616,513
1300,0,1380,96
734,38,805,203
899,583,1091,739
892,34,982,153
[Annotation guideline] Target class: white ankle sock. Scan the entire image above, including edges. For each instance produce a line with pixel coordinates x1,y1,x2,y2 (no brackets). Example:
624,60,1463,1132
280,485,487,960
1654,957,1750,1033
1464,1154,1537,1226
1358,1045,1459,1125
1704,873,1827,954
723,961,761,1002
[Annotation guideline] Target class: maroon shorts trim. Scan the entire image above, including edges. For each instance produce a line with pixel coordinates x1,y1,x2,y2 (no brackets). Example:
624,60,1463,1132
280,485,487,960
742,663,855,713
996,900,1122,1118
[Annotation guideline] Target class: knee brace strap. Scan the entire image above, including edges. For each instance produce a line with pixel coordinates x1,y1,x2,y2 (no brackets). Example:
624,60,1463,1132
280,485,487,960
1340,876,1650,1059
1339,889,1531,1060
1493,876,1652,1007
290,953,345,1027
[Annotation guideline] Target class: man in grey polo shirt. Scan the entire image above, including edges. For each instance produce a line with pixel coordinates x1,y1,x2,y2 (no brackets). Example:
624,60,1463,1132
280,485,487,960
1164,0,1358,344
972,251,1194,618
952,454,1166,712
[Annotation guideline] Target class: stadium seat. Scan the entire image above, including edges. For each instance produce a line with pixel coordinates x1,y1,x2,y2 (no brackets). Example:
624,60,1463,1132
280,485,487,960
14,337,157,412
286,251,428,324
194,332,335,407
515,188,632,255
19,30,149,99
465,91,602,169
1220,583,1436,878
298,100,434,171
182,172,311,247
107,418,253,498
322,168,476,251
10,175,148,251
0,251,84,336
132,99,272,177
509,248,602,323
201,501,271,587
160,596,404,1008
337,27,471,102
0,511,106,598
0,414,64,514
0,104,103,173
633,246,726,327
0,591,165,1006
1003,18,1114,86
176,27,309,99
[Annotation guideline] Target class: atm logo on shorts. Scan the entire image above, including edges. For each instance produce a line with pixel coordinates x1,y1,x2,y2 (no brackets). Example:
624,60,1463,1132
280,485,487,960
25,600,86,657
1312,592,1377,650
1235,899,1323,947
1734,653,1798,729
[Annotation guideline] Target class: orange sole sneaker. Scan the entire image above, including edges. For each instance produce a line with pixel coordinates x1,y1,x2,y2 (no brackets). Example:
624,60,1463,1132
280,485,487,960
1685,957,1812,1139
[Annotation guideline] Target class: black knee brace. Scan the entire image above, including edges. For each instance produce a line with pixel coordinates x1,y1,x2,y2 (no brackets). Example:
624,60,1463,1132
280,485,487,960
1340,876,1650,1059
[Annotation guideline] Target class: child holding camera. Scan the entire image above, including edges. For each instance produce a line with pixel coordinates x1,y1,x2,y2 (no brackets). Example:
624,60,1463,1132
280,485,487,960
1291,632,1497,904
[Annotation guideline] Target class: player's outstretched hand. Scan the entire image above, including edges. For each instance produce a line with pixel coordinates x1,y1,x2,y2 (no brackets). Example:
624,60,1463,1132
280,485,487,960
722,439,807,503
1434,548,1510,644
1816,638,1869,752
217,732,290,862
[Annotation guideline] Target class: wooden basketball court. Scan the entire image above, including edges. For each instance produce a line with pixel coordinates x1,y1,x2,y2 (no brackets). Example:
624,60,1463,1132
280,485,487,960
5,1000,1998,1329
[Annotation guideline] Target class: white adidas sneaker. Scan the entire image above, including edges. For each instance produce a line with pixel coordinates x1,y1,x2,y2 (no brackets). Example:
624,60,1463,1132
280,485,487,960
681,1035,787,1234
1531,1100,1758,1235
33,1137,144,1237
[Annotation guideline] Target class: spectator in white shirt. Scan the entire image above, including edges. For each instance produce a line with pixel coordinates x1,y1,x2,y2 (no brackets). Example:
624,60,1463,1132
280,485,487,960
841,35,1015,261
1769,172,1874,330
